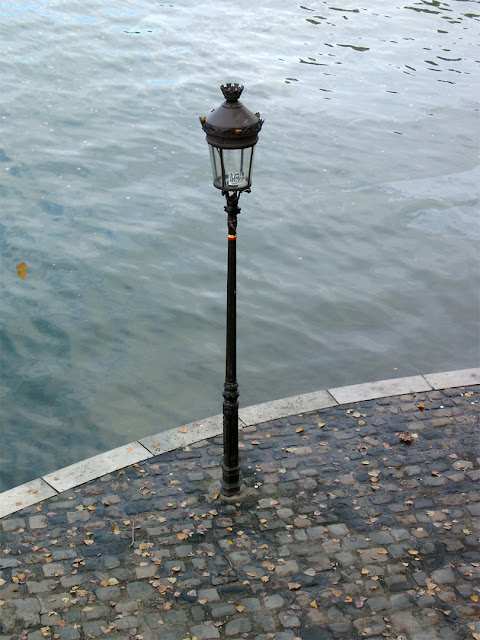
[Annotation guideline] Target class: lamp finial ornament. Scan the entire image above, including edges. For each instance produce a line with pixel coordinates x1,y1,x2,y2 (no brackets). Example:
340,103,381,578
221,83,244,102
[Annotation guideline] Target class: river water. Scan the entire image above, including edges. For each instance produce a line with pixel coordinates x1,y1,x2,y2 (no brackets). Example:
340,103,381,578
1,0,479,491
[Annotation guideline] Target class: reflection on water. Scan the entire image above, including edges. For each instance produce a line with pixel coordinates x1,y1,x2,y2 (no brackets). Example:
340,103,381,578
0,0,478,491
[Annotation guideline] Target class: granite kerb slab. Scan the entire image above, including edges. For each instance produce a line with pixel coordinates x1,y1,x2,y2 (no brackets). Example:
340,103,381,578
1,367,478,519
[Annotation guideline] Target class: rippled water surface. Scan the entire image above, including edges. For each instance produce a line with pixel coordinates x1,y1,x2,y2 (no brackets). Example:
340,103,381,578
1,0,479,491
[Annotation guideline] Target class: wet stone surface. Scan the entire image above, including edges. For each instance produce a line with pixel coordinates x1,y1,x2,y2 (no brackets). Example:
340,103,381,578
1,385,479,639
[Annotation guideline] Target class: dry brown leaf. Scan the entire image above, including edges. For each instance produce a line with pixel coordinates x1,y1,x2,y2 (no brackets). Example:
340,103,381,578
399,431,418,444
288,582,301,590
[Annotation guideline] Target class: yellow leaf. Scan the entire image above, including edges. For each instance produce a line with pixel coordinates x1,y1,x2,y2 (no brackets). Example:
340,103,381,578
471,595,479,602
261,576,269,583
235,605,245,612
0,579,5,586
361,568,370,575
318,423,325,428
167,577,176,584
345,596,353,603
378,548,388,555
332,589,343,597
296,427,304,433
408,550,419,555
16,262,27,280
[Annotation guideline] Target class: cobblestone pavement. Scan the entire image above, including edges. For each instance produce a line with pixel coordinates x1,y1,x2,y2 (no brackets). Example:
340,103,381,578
1,385,479,640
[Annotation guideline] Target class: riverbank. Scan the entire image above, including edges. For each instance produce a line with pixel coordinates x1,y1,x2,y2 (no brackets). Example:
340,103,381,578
0,368,479,639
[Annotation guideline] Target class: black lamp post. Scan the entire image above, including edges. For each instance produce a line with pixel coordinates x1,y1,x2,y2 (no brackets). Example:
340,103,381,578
200,83,263,496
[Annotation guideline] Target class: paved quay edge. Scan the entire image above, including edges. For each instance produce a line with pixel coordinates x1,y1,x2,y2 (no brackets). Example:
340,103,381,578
1,367,478,520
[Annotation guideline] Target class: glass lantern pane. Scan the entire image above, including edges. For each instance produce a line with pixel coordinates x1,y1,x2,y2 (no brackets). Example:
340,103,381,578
209,145,255,191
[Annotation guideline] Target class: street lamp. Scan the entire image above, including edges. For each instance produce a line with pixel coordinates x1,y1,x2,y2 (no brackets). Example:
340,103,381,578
200,83,263,496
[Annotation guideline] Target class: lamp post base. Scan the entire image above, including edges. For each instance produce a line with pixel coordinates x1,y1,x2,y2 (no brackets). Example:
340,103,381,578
221,463,241,496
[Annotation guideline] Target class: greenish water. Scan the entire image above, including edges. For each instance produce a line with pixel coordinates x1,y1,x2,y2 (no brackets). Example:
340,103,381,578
0,0,479,491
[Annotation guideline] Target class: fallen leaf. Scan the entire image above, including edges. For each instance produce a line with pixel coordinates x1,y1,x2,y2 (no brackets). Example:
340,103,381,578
296,427,304,433
310,600,318,608
235,605,245,612
16,262,27,280
332,589,343,597
288,582,301,590
178,428,188,433
471,595,479,602
399,431,418,444
318,422,325,428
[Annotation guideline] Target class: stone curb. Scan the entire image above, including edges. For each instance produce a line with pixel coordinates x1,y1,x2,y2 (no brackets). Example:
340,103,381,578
1,367,478,519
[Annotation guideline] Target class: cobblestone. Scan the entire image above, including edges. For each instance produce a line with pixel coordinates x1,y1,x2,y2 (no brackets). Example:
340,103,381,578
0,384,479,639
